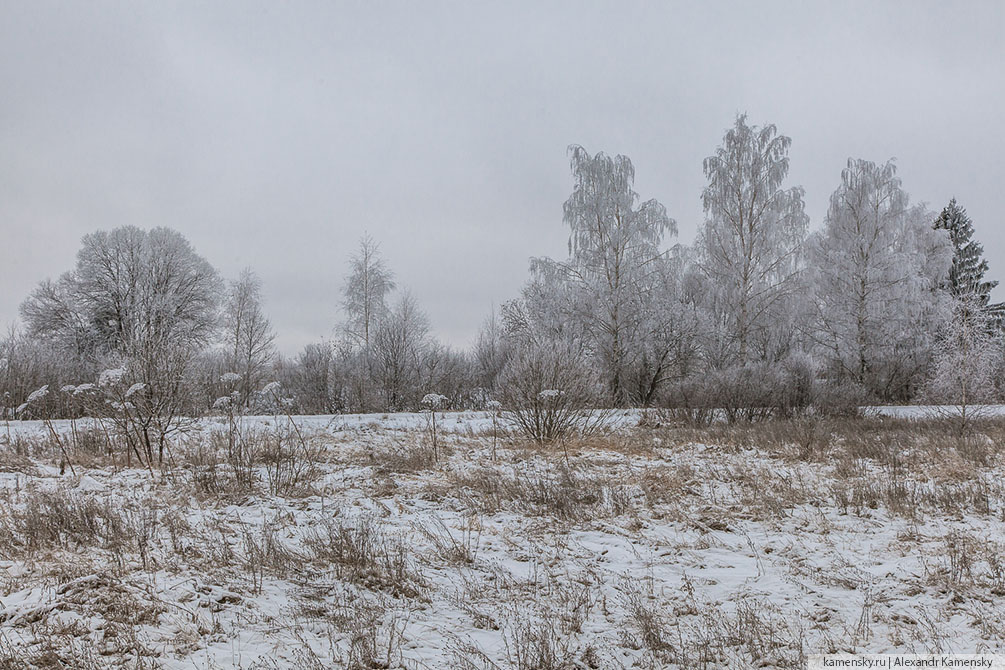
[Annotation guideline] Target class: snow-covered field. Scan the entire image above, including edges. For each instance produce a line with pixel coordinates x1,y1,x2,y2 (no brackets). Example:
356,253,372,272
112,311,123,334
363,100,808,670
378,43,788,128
1,411,1004,668
0,410,642,441
865,405,1005,419
5,404,1001,440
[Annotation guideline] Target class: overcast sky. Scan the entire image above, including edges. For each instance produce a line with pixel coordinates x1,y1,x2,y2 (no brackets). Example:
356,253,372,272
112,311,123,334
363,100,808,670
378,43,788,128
1,1,1002,353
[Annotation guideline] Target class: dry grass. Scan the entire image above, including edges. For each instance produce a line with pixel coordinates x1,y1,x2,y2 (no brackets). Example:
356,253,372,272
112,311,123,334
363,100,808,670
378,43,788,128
0,487,165,569
290,584,411,670
302,515,427,599
0,412,1003,667
622,584,806,669
369,436,443,474
659,416,1005,471
446,463,642,521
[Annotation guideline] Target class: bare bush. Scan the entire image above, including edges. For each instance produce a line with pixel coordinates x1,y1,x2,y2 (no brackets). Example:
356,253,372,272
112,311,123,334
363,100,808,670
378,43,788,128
709,359,810,423
658,357,818,426
260,423,323,497
926,294,1001,434
812,379,867,418
498,344,608,443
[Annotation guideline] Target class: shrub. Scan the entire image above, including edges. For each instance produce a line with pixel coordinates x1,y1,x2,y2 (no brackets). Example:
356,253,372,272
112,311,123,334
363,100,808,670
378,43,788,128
660,354,855,423
497,344,607,443
660,362,787,424
813,379,867,418
657,375,718,426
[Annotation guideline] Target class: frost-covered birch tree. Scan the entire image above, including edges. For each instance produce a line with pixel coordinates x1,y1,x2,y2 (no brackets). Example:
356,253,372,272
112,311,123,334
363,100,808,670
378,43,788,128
622,245,705,405
223,268,276,407
697,115,808,365
809,159,952,399
343,234,395,348
502,257,588,353
543,145,675,404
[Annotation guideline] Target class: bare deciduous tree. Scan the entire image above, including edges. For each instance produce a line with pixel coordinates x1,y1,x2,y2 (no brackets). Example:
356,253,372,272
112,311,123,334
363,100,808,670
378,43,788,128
21,226,221,462
474,309,508,393
224,268,276,406
372,292,429,411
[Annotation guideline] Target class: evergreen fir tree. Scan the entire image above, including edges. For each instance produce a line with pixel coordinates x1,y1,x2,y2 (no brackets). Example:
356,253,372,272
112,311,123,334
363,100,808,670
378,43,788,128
933,198,998,305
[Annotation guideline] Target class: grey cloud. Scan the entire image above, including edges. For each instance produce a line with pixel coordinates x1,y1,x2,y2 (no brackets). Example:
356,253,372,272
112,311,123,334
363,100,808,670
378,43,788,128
2,1,1002,352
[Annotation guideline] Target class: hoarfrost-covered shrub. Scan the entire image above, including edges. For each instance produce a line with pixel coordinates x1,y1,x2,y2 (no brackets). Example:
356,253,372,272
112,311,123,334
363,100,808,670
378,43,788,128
926,295,1001,431
421,393,448,409
660,354,832,424
98,367,127,388
660,364,780,424
497,343,608,443
774,353,818,417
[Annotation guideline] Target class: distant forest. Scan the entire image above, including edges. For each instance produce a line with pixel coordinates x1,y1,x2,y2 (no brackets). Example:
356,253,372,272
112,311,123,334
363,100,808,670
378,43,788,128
3,115,1001,430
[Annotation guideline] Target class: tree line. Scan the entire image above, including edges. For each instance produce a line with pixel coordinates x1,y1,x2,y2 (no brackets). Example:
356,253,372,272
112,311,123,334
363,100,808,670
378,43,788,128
2,115,1001,441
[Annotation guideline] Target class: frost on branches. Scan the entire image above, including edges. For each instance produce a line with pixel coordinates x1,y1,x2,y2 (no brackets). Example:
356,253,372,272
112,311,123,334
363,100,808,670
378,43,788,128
927,294,1001,427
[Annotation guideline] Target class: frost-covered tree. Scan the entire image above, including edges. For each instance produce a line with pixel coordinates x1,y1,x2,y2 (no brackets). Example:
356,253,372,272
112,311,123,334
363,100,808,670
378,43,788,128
933,198,998,306
289,340,344,414
562,146,675,403
0,324,87,419
20,226,221,459
502,258,589,352
623,245,706,405
223,268,276,407
808,159,952,400
927,293,1000,430
474,309,509,393
521,145,674,405
697,115,808,364
22,228,220,362
343,234,395,348
371,292,430,410
417,343,473,409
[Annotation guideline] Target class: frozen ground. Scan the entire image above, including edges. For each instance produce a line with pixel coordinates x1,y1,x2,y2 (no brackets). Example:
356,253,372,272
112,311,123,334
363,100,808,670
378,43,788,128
0,412,1003,668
